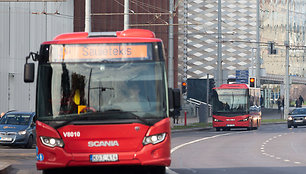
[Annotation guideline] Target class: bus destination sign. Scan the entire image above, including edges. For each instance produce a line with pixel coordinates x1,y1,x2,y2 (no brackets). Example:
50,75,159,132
50,44,150,62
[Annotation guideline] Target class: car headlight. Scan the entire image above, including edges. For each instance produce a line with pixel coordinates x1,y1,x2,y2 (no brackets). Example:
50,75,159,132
18,130,27,135
40,136,64,148
143,133,166,145
288,116,293,121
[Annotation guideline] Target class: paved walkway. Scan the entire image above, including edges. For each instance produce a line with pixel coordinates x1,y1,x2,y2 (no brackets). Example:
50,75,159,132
0,161,11,174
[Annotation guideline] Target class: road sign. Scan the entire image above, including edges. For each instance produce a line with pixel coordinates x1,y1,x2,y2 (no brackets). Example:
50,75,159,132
236,70,249,84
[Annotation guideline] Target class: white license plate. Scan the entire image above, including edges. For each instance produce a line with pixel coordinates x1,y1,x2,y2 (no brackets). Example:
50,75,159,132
226,124,235,127
90,154,118,162
0,137,12,141
295,120,303,123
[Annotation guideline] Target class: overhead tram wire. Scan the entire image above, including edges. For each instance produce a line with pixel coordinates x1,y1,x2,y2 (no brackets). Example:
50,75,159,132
113,0,169,25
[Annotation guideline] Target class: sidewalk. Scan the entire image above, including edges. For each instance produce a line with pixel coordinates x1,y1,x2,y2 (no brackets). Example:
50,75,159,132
0,161,10,174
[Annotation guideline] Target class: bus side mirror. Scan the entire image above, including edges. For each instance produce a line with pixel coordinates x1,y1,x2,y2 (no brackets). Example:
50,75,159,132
24,63,35,83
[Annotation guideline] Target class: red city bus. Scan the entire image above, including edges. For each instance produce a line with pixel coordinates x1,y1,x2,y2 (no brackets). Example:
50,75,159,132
24,29,180,173
212,84,261,131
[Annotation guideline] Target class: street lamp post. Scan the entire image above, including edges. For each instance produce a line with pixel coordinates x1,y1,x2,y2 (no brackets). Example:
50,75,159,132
256,0,261,88
217,0,222,87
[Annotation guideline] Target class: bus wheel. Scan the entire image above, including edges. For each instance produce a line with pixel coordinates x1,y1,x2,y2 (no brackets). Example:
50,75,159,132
216,128,221,131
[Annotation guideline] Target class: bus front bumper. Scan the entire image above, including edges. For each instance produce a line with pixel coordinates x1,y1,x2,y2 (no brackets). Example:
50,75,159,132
36,140,170,170
213,121,250,128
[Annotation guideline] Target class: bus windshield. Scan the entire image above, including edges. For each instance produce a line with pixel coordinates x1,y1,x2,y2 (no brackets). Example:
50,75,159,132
212,89,249,115
36,61,167,122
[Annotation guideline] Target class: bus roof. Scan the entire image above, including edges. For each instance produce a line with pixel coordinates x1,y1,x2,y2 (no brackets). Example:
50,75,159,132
214,83,249,89
42,29,162,45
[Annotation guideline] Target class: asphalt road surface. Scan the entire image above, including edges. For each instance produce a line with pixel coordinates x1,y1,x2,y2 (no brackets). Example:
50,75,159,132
169,123,306,174
2,123,306,174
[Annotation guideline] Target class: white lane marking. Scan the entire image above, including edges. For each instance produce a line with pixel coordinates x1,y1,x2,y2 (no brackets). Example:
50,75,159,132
166,167,178,174
169,131,245,174
171,132,241,154
261,133,303,165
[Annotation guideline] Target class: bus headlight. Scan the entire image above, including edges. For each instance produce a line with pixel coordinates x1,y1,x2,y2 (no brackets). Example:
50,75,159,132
213,118,223,122
143,133,166,145
239,117,249,122
40,136,64,148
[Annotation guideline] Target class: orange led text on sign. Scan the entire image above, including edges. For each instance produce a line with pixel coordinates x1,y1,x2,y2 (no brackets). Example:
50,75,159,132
58,45,148,60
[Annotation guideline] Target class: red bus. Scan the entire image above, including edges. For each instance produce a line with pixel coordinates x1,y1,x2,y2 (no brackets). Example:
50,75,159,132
24,29,180,173
212,84,261,131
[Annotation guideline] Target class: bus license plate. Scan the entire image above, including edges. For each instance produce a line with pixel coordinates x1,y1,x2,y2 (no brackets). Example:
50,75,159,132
90,154,118,162
226,124,235,127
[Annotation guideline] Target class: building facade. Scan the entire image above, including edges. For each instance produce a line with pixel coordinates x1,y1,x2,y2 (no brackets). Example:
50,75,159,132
0,1,73,112
178,0,305,107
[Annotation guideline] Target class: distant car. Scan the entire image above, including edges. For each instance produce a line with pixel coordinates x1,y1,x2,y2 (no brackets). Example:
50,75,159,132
0,112,36,148
287,108,306,128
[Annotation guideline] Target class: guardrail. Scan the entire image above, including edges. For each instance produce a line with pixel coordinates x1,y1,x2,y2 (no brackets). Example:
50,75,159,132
187,98,212,118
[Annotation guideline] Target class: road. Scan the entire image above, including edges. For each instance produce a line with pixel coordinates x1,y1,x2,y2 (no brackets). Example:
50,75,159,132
0,146,38,174
1,124,306,174
170,124,306,174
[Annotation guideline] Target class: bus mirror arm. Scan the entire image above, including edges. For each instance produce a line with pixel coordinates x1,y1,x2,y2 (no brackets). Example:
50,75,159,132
24,52,39,83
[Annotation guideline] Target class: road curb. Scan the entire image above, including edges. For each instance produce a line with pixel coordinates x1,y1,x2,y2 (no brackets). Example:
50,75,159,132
0,162,11,174
171,127,212,133
171,121,287,133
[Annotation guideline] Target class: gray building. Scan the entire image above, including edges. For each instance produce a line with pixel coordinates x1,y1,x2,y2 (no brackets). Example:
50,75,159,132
0,1,73,113
178,0,305,107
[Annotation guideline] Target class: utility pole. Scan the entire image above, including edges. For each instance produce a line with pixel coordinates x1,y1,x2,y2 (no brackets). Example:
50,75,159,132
256,0,261,88
124,0,129,30
183,0,188,100
85,0,91,32
217,0,222,87
168,0,174,88
284,0,290,119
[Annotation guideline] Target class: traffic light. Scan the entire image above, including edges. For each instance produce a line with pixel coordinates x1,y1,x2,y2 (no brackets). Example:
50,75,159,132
249,77,255,88
181,81,187,94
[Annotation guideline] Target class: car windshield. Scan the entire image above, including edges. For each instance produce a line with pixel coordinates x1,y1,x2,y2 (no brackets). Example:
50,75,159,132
36,61,168,122
0,114,31,125
291,108,306,115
